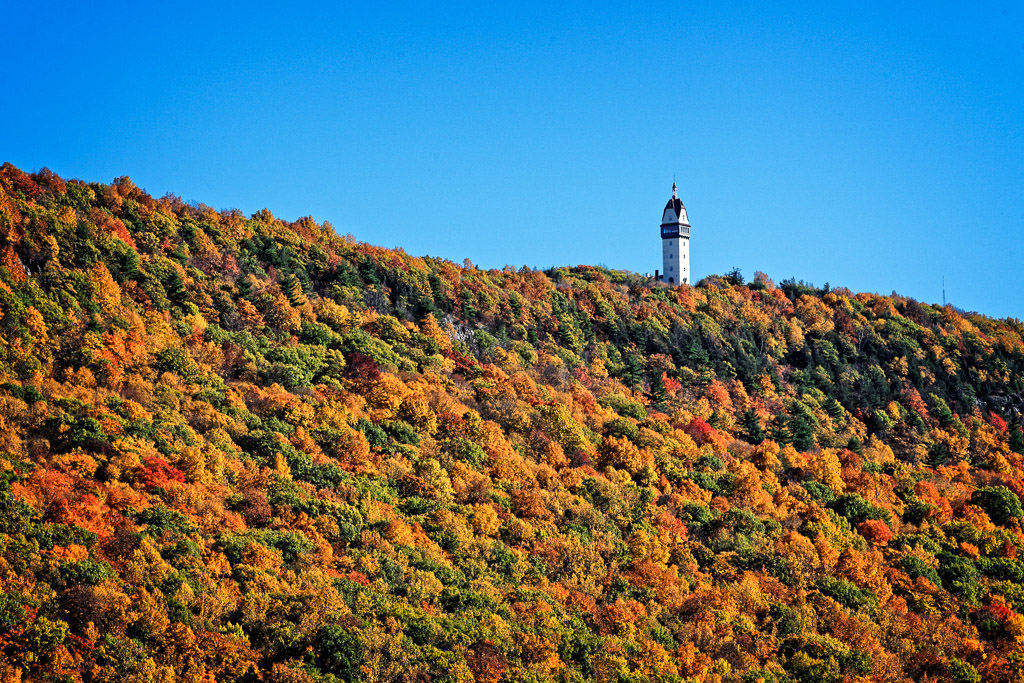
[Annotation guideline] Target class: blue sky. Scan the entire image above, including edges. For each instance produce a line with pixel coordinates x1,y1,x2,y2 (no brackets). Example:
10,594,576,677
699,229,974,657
3,1,1022,318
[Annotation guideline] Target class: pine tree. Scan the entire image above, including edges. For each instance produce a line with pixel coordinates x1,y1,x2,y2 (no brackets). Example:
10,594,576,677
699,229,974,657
824,396,845,422
741,409,766,444
771,413,792,445
622,353,644,389
648,372,668,406
789,401,817,451
1010,426,1024,456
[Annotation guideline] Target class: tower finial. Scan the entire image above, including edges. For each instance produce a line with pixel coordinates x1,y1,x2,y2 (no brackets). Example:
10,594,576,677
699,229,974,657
672,181,677,198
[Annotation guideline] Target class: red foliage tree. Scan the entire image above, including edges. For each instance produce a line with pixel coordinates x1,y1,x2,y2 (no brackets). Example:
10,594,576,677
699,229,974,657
465,640,508,683
857,520,894,546
684,417,716,445
138,456,186,490
344,351,381,385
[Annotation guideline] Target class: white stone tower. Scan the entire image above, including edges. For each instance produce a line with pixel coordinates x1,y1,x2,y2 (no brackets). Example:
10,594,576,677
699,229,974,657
660,182,691,284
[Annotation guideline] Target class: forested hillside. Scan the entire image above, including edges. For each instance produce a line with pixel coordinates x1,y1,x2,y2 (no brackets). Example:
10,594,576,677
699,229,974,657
2,163,1024,682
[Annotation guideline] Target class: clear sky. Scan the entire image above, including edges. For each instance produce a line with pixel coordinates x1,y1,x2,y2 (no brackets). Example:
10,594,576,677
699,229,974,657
3,1,1022,318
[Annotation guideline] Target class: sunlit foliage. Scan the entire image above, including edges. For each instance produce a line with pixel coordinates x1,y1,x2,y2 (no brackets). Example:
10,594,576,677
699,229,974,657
1,163,1023,681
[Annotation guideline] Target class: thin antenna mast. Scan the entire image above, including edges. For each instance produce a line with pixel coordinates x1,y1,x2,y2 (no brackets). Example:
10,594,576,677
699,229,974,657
942,276,946,307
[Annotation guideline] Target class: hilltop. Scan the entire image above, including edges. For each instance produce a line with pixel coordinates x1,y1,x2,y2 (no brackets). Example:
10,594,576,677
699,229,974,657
1,163,1024,682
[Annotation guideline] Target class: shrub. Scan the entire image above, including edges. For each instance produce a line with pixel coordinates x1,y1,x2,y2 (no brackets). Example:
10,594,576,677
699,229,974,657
830,493,890,525
817,576,877,611
0,592,26,629
902,555,942,588
598,394,645,420
971,486,1023,526
447,438,488,468
948,659,981,683
602,417,639,442
938,551,980,602
356,418,388,449
59,558,116,586
383,419,420,446
803,480,835,503
314,624,362,681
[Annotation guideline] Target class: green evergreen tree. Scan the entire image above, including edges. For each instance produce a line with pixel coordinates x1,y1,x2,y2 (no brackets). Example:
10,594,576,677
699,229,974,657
928,393,955,427
622,353,644,388
789,401,817,451
824,396,845,422
1010,426,1024,455
648,371,668,406
771,413,792,445
741,409,766,445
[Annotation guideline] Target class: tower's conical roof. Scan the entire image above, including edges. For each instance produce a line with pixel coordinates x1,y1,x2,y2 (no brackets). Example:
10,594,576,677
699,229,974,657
661,182,690,226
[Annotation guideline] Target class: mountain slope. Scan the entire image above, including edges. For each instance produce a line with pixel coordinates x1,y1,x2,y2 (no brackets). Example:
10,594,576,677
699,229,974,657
1,163,1023,682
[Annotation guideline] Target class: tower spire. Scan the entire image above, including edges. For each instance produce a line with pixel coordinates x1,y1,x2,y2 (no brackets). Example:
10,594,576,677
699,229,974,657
672,181,677,199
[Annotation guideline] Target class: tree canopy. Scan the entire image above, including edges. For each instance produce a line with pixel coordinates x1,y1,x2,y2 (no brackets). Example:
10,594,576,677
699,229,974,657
0,163,1023,682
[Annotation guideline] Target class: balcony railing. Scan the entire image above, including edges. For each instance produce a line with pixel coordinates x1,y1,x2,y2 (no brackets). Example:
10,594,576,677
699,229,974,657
661,225,690,239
